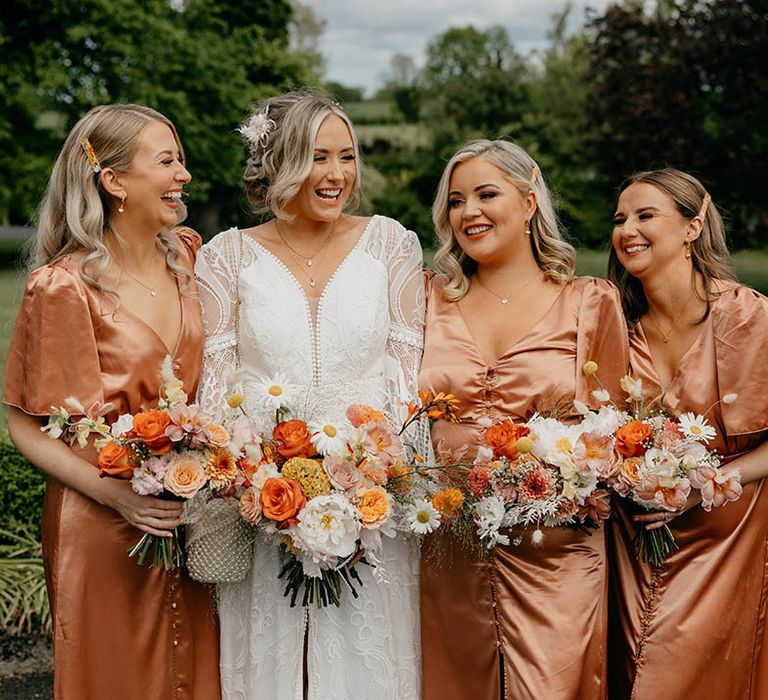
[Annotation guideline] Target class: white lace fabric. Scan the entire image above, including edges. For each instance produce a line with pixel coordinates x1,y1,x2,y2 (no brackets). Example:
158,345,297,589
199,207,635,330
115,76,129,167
195,215,426,699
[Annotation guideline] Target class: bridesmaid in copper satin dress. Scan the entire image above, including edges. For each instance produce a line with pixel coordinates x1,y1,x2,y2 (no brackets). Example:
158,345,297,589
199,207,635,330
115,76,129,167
607,168,768,699
3,105,220,699
418,139,628,700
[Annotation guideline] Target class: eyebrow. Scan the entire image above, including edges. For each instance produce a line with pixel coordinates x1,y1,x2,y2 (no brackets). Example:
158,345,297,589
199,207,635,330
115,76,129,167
314,146,355,153
448,182,501,196
155,149,175,159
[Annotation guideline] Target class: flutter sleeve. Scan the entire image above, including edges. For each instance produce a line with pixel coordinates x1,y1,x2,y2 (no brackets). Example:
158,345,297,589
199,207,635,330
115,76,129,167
575,277,629,407
712,285,768,436
194,229,241,422
3,264,104,416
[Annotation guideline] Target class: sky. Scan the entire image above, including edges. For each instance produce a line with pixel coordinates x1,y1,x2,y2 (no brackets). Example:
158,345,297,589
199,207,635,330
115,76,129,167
313,0,611,95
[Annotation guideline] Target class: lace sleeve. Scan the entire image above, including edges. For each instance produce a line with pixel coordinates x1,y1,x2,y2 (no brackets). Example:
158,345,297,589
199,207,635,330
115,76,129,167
381,220,431,460
194,229,241,422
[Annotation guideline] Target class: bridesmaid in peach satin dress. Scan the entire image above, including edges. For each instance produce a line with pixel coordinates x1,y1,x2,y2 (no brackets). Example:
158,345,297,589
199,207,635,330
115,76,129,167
418,139,628,700
3,105,219,699
607,168,768,699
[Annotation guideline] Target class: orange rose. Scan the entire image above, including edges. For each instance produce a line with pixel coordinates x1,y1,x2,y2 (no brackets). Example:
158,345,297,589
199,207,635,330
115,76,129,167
273,419,314,459
132,411,173,455
97,441,136,479
260,477,306,526
485,421,531,459
615,420,652,458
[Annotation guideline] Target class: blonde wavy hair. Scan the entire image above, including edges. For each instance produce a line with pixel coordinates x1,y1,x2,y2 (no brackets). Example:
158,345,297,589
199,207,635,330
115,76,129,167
240,91,362,219
432,139,575,301
607,168,736,323
32,103,192,299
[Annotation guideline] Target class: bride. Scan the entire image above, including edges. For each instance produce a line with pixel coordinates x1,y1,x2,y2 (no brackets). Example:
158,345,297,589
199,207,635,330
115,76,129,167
195,92,425,699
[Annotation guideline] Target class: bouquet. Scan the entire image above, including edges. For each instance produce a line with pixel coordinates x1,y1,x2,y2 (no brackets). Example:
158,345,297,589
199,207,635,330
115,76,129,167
581,365,742,565
43,356,247,571
440,413,614,549
228,382,460,607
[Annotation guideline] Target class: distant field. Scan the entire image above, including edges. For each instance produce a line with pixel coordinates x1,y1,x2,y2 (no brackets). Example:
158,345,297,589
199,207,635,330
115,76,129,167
356,124,431,150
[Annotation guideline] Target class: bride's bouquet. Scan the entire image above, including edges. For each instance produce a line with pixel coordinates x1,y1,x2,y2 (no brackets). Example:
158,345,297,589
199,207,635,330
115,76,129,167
582,365,743,565
227,381,460,607
43,356,242,571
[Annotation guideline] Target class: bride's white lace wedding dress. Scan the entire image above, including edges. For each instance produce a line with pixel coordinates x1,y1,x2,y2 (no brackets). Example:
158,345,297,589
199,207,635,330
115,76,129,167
195,215,425,700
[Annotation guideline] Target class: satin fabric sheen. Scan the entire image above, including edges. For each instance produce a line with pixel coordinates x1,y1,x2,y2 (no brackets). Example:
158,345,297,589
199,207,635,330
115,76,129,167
419,274,628,700
3,229,220,700
608,283,768,699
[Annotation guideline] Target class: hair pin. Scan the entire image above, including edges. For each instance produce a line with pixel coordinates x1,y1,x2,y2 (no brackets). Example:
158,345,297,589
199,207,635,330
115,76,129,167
698,192,711,219
238,108,277,151
80,138,102,173
530,163,539,185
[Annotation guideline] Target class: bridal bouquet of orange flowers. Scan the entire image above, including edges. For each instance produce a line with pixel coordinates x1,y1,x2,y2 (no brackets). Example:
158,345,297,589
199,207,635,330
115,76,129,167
445,413,614,549
581,365,742,565
43,356,245,571
228,384,459,607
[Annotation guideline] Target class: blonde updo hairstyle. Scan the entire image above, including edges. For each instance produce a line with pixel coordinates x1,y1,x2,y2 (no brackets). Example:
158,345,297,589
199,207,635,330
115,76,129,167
240,91,362,219
33,103,192,297
607,168,736,323
433,139,575,301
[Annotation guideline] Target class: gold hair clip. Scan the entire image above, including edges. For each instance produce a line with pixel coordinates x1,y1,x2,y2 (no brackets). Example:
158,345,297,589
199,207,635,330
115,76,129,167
530,163,539,184
698,192,711,219
80,138,102,173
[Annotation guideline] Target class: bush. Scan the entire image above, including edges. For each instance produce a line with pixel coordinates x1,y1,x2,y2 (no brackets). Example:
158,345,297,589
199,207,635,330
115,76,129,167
0,436,45,542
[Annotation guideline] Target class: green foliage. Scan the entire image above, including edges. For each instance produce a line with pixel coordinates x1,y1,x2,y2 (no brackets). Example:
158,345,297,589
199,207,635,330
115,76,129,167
0,436,45,541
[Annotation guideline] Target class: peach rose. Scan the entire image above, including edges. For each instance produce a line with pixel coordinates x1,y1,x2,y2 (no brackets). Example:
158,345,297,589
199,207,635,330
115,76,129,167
205,423,231,448
346,404,387,428
356,486,390,528
239,486,263,524
273,419,314,459
97,441,136,479
132,410,173,455
616,457,645,495
484,421,531,459
614,420,652,458
163,454,207,498
260,477,306,526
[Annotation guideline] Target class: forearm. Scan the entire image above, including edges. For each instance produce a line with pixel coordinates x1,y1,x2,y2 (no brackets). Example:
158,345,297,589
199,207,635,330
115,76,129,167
727,438,768,486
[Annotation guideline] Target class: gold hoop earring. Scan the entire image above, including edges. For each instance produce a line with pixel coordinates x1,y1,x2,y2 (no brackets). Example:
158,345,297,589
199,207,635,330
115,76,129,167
525,220,531,235
685,240,692,259
118,194,126,213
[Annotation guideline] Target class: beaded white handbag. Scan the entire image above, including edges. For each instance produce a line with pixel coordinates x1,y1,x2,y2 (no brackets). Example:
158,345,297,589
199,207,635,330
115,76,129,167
184,230,256,584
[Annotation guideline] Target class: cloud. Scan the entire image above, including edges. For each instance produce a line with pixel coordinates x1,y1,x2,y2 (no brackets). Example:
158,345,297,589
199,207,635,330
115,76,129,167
314,0,610,93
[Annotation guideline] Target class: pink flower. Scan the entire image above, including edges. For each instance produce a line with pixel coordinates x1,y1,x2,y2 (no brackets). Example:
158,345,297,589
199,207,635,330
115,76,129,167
517,466,557,505
574,431,614,476
467,466,491,498
165,404,212,447
635,473,691,511
657,419,684,451
363,425,404,467
578,489,612,522
324,453,364,491
239,486,263,524
689,466,743,512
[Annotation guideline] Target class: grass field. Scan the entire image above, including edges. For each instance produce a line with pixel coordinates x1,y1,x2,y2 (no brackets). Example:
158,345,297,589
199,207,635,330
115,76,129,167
1,249,766,430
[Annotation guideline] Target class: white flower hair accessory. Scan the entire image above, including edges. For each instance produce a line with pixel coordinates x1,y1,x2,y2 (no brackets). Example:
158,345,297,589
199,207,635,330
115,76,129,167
238,108,277,151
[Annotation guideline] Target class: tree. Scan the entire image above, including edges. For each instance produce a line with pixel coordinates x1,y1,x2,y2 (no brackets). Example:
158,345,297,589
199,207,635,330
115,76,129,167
380,53,422,123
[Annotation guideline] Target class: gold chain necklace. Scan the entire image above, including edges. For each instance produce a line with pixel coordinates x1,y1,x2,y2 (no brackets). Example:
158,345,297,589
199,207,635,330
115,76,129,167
274,219,336,289
645,293,693,343
118,256,160,297
473,271,539,305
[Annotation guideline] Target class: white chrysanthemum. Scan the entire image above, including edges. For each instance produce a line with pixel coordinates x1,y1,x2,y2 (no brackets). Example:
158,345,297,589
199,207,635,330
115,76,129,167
293,494,361,564
406,499,441,534
475,496,509,547
308,419,349,455
253,373,292,410
678,412,717,443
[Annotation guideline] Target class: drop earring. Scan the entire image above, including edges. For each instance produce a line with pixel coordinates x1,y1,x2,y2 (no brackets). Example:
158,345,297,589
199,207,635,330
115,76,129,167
685,240,692,259
118,194,126,213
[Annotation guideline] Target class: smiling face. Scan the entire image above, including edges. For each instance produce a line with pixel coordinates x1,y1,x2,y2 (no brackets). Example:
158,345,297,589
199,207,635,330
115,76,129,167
611,182,699,281
447,157,536,267
288,115,357,225
112,120,191,232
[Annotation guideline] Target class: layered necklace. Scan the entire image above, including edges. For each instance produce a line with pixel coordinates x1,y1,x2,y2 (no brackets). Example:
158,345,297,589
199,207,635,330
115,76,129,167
275,219,336,288
473,271,539,305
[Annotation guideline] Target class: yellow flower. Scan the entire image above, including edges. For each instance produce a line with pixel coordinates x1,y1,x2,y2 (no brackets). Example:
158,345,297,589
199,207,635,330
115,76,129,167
431,488,465,519
515,436,534,454
203,447,238,489
582,361,598,376
227,393,245,409
281,457,332,499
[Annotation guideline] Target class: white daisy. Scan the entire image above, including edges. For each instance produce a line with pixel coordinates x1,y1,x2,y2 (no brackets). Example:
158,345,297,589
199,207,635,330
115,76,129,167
406,500,441,534
308,419,348,455
253,373,292,410
678,412,717,443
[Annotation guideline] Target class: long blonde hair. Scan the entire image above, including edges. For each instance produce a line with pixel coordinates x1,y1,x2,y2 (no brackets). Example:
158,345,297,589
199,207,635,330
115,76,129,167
240,91,362,219
607,168,736,323
432,139,575,301
33,103,192,297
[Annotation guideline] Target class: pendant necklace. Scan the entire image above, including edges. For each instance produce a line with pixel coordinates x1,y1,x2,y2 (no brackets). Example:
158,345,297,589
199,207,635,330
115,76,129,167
645,292,693,343
473,271,539,305
118,256,160,297
275,219,337,288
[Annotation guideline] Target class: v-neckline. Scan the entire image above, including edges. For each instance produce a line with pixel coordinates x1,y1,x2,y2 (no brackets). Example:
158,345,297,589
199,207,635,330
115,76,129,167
453,282,569,368
242,215,376,317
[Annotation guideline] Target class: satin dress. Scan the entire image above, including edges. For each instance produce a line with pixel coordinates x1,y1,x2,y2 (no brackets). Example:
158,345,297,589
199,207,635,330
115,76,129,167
3,229,220,700
608,283,768,699
419,273,628,700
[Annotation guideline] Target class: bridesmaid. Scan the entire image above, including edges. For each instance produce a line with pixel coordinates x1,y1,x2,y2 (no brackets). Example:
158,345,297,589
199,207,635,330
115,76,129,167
3,104,220,699
419,139,628,700
607,168,768,698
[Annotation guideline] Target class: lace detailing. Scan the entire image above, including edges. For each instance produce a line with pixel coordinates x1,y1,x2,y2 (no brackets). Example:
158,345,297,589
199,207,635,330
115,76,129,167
195,216,425,699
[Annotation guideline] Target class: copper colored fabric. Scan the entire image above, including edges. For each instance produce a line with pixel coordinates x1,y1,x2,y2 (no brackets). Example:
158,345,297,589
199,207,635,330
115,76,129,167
418,274,628,700
3,229,220,700
608,283,768,699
